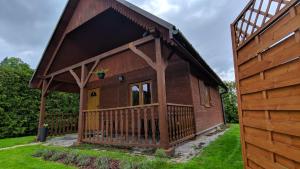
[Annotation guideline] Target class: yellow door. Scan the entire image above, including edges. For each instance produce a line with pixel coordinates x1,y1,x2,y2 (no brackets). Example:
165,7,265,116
88,88,100,110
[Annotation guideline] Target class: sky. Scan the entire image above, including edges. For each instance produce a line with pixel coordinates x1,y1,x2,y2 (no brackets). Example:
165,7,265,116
0,0,248,81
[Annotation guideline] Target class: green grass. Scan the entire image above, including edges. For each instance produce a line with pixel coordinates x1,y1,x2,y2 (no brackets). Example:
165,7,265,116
0,145,75,169
173,124,243,169
0,124,242,169
0,136,35,148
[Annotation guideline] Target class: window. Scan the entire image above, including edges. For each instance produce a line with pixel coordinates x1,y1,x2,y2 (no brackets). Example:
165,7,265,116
130,81,152,106
199,80,211,107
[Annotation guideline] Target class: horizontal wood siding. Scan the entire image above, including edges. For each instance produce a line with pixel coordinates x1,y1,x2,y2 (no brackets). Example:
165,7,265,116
189,74,224,134
232,1,300,168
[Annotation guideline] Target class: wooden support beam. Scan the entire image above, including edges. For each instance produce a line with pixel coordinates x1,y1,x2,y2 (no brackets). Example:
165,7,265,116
70,69,82,88
155,38,170,149
37,80,47,141
45,35,154,79
129,43,156,69
42,76,54,97
78,64,88,143
83,59,100,87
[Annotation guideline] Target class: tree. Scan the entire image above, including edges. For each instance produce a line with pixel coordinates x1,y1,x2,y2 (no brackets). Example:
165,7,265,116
0,57,78,138
221,81,239,123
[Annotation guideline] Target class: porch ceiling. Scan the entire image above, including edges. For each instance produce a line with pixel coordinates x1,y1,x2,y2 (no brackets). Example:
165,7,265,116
48,8,146,75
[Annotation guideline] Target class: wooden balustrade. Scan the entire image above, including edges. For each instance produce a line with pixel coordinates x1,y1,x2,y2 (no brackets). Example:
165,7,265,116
167,103,195,145
82,104,160,147
45,113,78,136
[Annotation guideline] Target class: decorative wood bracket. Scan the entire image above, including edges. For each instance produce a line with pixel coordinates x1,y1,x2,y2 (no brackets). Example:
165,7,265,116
42,76,54,97
83,59,100,87
69,69,82,88
129,43,157,70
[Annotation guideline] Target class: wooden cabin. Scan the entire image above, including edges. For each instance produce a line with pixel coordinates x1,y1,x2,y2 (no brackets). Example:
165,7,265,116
30,0,226,151
231,0,300,168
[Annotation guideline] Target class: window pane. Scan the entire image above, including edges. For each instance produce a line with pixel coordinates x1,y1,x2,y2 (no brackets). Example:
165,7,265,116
131,85,140,106
143,83,151,104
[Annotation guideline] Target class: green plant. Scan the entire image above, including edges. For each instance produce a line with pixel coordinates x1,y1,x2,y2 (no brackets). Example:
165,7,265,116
137,160,153,169
221,81,239,123
0,57,79,139
95,68,109,74
94,157,110,169
41,150,55,160
32,149,47,157
120,161,138,169
121,160,155,169
63,153,77,165
154,149,168,158
49,151,66,161
76,154,92,167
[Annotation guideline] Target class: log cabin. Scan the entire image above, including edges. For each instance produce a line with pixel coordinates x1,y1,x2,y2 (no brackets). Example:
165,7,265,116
30,0,227,151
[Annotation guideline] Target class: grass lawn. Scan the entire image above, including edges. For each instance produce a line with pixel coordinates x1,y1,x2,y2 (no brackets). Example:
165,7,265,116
0,124,242,169
0,136,35,148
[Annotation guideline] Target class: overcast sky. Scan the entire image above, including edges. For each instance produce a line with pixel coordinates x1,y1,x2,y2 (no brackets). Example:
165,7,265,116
0,0,248,81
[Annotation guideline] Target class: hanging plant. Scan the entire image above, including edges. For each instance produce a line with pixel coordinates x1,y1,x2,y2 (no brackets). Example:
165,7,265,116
94,68,109,79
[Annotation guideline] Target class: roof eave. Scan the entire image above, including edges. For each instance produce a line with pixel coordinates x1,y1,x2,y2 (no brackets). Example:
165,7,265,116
171,30,227,89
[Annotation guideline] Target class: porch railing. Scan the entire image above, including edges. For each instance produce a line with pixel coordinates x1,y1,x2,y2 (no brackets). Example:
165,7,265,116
82,103,196,147
82,104,160,147
45,113,78,136
167,103,195,145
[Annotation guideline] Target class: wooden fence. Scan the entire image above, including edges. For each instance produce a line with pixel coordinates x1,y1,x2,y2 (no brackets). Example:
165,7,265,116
45,113,78,136
231,0,300,168
167,103,195,145
82,104,160,147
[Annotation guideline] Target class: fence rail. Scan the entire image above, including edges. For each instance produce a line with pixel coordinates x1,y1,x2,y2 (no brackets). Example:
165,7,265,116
82,104,160,147
167,103,195,145
45,113,78,136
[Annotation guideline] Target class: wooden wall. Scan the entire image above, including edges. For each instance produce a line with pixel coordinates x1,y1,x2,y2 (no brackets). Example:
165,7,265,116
232,1,300,168
190,74,224,134
87,41,193,109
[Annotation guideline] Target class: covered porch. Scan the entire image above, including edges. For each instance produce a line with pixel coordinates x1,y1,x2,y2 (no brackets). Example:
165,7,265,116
37,35,196,150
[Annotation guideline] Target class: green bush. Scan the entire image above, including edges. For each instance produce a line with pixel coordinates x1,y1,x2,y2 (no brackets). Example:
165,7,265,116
154,149,168,158
121,160,160,169
0,57,79,138
76,155,92,167
120,161,138,169
94,157,110,169
32,149,47,157
49,151,66,161
221,81,239,123
63,153,77,165
41,150,55,160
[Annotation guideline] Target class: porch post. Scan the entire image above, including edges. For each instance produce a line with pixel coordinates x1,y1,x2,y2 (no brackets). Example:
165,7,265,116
155,38,170,150
37,80,47,140
78,64,88,143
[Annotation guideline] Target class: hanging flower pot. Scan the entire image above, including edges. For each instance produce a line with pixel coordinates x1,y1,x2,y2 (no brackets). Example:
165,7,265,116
95,69,109,80
97,71,106,79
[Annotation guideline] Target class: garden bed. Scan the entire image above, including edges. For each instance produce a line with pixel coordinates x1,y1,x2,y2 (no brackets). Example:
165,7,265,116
33,149,120,169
